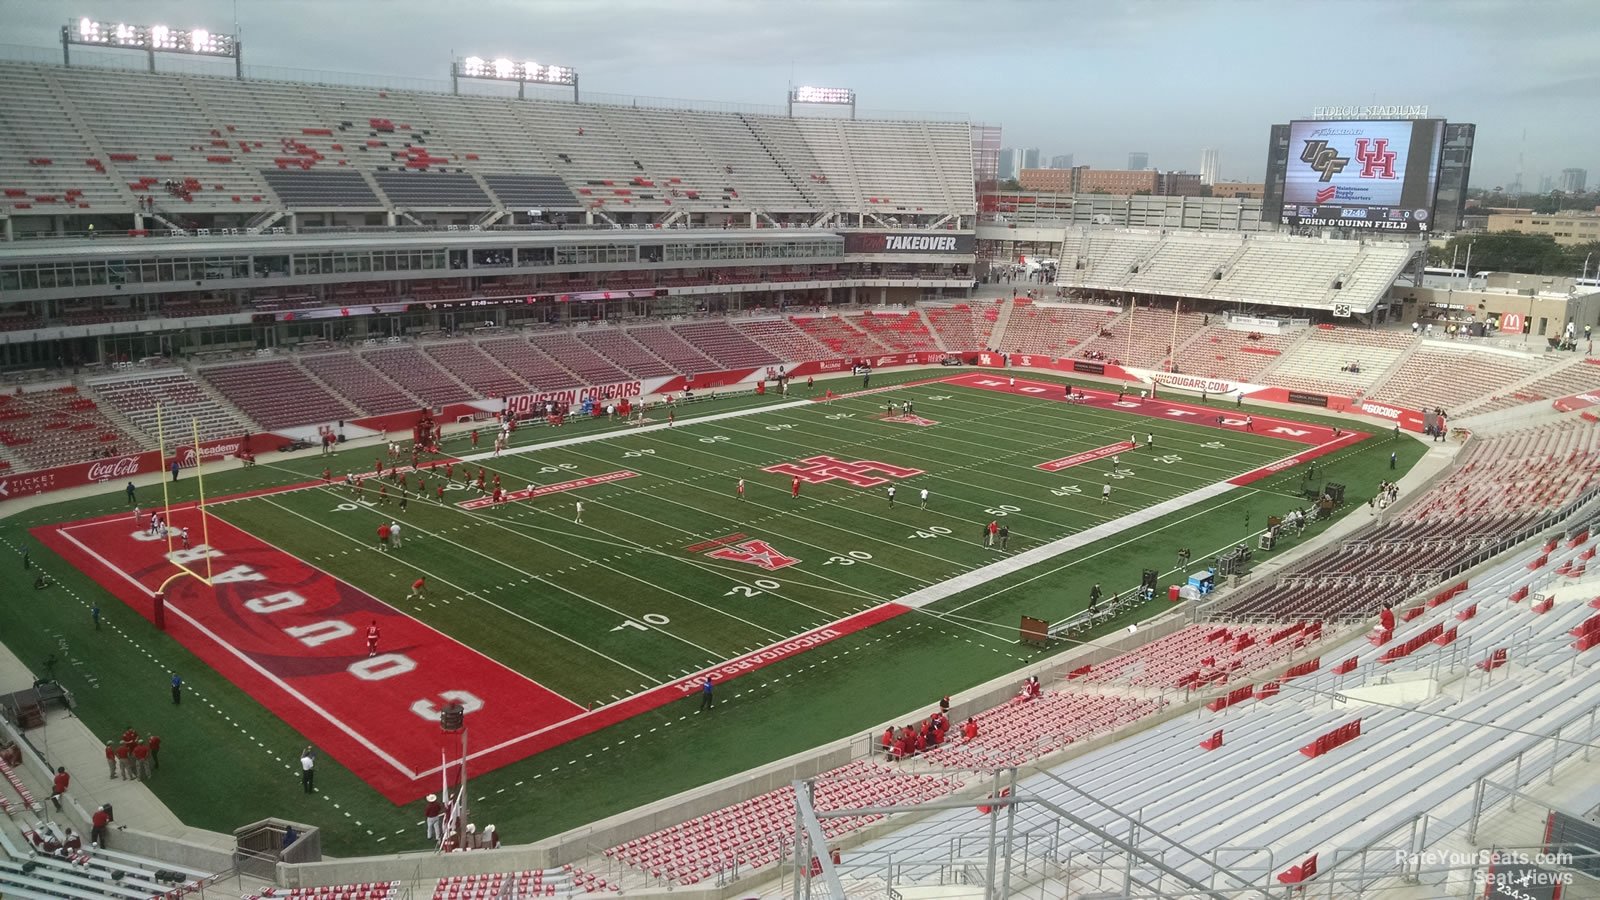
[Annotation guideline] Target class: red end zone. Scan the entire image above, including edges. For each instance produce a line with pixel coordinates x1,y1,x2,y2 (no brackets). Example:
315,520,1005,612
33,505,907,803
946,373,1368,485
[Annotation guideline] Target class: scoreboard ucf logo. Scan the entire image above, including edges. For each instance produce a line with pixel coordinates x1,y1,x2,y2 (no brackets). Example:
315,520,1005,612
1300,141,1351,182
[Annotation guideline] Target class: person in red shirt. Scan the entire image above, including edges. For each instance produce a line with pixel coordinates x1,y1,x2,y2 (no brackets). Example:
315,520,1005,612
476,470,486,490
436,484,445,503
471,429,480,448
881,726,894,761
962,717,979,741
791,476,801,499
375,457,383,475
50,766,69,811
409,577,426,601
133,741,150,779
445,462,454,480
105,741,117,779
1379,604,1396,635
322,468,331,483
377,523,391,551
378,484,389,506
987,520,999,546
115,742,132,779
366,620,380,657
148,734,161,771
492,473,501,490
91,805,110,848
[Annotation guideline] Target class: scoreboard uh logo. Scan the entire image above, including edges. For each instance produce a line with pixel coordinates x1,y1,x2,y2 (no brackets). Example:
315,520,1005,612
1354,138,1397,179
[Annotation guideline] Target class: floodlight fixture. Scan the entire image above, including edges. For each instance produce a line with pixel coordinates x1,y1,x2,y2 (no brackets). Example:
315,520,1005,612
452,55,579,101
788,85,857,119
64,18,241,76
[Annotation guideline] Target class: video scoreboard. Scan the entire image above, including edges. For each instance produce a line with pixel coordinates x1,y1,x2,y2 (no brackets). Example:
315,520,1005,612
1269,118,1448,234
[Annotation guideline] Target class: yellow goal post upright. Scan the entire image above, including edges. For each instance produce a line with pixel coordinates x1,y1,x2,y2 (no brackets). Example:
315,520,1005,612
154,403,217,594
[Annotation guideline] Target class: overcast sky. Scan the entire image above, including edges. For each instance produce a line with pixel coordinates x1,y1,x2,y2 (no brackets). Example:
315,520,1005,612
3,0,1595,189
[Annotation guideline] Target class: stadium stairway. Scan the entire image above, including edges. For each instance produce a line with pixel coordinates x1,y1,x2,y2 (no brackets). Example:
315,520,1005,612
914,307,948,353
986,297,1014,351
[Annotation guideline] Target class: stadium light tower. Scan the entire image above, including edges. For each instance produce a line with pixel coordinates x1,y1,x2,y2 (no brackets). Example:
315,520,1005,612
63,18,241,77
452,55,578,102
788,85,856,119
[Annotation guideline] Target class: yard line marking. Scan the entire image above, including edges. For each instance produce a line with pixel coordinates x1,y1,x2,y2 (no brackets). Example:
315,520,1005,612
300,485,794,644
250,496,664,682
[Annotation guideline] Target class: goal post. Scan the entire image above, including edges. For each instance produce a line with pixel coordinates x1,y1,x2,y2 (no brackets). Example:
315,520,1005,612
154,403,216,590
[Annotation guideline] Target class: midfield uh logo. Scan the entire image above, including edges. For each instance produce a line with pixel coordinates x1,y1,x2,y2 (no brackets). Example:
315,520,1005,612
763,455,925,488
706,539,798,571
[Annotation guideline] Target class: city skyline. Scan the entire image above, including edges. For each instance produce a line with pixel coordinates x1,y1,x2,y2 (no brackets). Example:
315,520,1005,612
1,0,1595,188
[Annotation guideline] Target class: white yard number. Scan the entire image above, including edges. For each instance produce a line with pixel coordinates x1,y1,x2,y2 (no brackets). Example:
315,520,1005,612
332,501,375,512
623,449,656,458
824,413,855,421
984,505,1021,517
926,395,951,401
1051,485,1082,497
765,424,797,432
908,526,953,540
724,579,782,598
824,551,874,566
1108,469,1134,480
698,435,732,444
538,463,578,474
1154,455,1183,465
611,613,671,632
1201,441,1226,449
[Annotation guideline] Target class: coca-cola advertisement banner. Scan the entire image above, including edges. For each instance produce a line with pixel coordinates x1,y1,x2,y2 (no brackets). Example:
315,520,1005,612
0,451,161,501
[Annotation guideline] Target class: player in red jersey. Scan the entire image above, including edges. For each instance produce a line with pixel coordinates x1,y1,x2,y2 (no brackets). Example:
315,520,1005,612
409,577,426,601
378,484,389,505
471,429,480,448
436,484,445,503
366,620,380,657
737,478,745,500
791,476,801,499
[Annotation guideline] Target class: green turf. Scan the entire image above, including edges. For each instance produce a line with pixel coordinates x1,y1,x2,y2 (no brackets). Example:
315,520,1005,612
0,369,1426,854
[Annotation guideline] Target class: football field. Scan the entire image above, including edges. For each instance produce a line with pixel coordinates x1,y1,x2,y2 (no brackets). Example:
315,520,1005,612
35,372,1363,802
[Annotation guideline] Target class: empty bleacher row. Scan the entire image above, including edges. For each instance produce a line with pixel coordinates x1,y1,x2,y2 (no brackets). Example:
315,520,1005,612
0,386,142,471
603,759,963,885
88,370,250,445
1459,356,1600,416
1367,347,1548,413
0,60,974,219
1223,420,1600,622
834,525,1600,898
1056,228,1417,316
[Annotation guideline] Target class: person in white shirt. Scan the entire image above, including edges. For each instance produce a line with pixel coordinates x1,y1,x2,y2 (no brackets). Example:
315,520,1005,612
388,521,402,549
574,501,584,524
919,488,929,510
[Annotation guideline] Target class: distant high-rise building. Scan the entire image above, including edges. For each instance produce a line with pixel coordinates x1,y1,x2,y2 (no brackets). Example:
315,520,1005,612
1560,168,1588,192
998,147,1016,181
1049,154,1074,169
1021,148,1041,170
1200,148,1220,186
1539,175,1555,193
1128,152,1150,170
